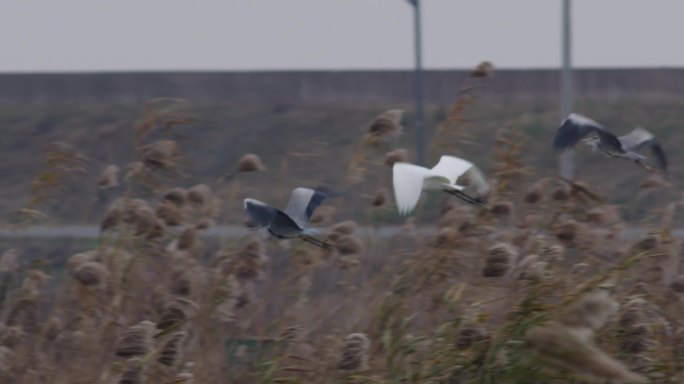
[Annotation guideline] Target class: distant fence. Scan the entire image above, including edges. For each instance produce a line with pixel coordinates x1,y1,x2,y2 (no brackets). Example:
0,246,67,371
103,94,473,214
0,68,682,105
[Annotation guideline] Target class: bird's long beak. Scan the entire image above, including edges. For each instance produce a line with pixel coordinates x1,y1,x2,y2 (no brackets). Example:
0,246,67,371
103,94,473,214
300,234,335,250
444,189,488,208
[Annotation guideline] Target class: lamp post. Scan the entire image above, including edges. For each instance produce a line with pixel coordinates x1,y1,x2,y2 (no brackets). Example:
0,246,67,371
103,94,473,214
559,0,575,180
405,0,426,166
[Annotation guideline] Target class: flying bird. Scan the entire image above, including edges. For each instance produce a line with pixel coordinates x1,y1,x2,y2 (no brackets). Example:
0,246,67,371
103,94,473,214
244,187,337,249
552,113,668,175
392,155,491,216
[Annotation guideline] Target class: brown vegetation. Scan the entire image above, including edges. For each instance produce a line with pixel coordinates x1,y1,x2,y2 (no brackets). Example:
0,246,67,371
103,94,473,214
1,71,683,383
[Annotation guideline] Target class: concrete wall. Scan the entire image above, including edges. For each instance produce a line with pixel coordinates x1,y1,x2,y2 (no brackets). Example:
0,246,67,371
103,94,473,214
0,68,682,105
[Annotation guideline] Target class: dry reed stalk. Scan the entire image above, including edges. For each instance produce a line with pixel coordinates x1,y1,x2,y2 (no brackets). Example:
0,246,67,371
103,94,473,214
431,61,494,157
134,98,193,145
559,290,619,331
27,141,89,209
525,321,646,383
0,249,19,273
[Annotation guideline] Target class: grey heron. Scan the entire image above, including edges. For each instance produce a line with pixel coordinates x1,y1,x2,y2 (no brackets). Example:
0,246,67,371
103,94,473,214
553,113,668,175
392,155,491,216
243,187,337,249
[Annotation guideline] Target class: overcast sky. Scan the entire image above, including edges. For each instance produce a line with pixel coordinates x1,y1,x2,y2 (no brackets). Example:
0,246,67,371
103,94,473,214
1,0,682,72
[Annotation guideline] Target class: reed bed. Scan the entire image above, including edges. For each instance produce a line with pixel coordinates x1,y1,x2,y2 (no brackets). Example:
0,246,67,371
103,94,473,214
1,71,683,384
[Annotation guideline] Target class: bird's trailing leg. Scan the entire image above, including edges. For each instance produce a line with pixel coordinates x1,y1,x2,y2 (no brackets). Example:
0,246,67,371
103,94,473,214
634,159,663,177
299,234,335,250
444,189,487,207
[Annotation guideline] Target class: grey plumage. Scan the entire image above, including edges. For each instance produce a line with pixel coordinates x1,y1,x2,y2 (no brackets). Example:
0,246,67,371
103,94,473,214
552,113,668,174
552,113,624,155
618,127,668,172
244,187,337,249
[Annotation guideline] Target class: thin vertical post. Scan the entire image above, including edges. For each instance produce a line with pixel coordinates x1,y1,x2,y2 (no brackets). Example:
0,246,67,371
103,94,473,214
409,0,426,166
560,0,574,180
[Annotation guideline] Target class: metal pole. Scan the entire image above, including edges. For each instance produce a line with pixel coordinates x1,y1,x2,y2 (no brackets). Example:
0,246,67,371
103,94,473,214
407,0,426,166
559,0,574,180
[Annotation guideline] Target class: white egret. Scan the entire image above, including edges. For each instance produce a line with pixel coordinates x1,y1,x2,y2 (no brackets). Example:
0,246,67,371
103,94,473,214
392,155,490,216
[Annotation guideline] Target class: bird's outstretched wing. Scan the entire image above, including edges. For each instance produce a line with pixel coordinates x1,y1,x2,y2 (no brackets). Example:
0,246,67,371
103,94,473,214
285,187,338,227
430,155,473,185
619,127,668,173
392,163,435,216
649,142,668,173
458,165,491,201
552,113,623,154
618,127,654,152
244,198,278,228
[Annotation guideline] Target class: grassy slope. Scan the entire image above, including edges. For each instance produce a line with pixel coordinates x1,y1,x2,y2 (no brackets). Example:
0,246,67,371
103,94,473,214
0,95,681,226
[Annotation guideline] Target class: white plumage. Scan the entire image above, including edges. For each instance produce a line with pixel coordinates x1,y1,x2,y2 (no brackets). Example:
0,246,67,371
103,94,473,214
392,155,490,216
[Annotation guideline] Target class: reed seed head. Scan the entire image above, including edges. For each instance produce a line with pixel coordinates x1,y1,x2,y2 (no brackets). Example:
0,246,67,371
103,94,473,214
490,201,513,216
162,188,188,207
187,184,212,207
72,261,109,287
334,235,364,256
97,164,120,189
115,321,156,358
483,243,517,277
119,357,145,384
470,61,494,78
141,140,181,171
371,188,388,207
671,274,684,293
383,148,409,167
177,227,198,251
366,110,404,140
337,333,371,371
455,322,489,349
236,153,266,173
158,331,188,366
156,201,183,226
